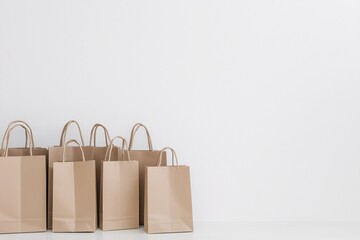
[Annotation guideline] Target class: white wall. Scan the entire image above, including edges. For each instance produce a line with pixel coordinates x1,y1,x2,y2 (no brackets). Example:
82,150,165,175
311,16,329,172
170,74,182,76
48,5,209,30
1,0,360,222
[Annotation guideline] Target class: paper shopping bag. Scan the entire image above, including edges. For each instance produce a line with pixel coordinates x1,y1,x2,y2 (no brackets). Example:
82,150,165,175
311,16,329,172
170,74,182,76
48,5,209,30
144,147,193,234
47,120,93,229
88,123,118,227
99,136,139,231
0,124,46,233
126,123,166,225
52,139,96,232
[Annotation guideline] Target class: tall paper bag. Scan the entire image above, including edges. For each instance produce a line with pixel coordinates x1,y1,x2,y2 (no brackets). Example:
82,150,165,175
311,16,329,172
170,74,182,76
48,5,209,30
126,123,166,225
144,147,193,234
0,124,46,233
88,123,118,227
52,139,96,232
99,136,139,230
47,120,93,228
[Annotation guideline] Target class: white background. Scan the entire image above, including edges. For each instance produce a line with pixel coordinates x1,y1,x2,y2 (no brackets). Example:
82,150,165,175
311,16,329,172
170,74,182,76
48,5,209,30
1,0,360,224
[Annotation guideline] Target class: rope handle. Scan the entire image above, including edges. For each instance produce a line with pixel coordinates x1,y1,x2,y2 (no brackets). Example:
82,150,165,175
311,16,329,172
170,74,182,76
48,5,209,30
2,123,34,157
62,139,86,162
89,123,111,146
104,136,131,162
1,120,34,150
59,120,85,146
128,123,153,150
156,147,178,166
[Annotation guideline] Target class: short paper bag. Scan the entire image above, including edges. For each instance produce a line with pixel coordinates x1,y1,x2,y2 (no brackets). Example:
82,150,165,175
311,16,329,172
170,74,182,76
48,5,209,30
0,124,46,233
99,136,139,231
144,147,193,234
52,139,97,232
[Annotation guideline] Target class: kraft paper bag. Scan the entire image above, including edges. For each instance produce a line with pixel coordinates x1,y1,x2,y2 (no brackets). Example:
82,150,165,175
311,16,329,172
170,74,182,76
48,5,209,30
99,136,139,231
88,123,118,227
126,123,166,225
52,139,97,232
47,120,93,229
0,124,46,233
144,147,193,234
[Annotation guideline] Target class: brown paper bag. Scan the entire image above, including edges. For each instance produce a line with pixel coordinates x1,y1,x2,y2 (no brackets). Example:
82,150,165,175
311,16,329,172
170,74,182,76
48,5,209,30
144,147,193,234
0,124,46,233
47,120,93,229
88,124,116,223
99,136,139,231
52,139,97,232
126,123,166,225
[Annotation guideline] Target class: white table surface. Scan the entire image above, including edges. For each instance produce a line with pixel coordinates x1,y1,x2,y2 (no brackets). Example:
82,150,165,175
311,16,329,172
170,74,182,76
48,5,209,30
1,222,360,240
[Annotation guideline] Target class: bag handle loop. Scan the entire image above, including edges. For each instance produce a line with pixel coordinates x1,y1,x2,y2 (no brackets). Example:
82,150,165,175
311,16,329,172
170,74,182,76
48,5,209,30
62,139,85,162
3,123,34,157
59,120,85,146
128,123,153,150
157,147,178,167
104,136,131,162
89,123,111,147
1,120,34,150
